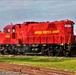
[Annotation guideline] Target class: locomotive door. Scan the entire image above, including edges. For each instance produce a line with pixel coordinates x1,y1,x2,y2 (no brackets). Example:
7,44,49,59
5,28,11,44
12,28,16,39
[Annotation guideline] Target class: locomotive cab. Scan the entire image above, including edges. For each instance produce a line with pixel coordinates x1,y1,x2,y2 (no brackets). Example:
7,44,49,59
4,25,16,40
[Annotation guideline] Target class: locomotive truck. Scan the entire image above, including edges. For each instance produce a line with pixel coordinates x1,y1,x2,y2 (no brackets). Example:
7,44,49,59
0,19,76,56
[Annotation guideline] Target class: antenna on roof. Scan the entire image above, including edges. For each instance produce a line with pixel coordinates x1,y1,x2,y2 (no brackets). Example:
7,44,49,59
11,23,13,25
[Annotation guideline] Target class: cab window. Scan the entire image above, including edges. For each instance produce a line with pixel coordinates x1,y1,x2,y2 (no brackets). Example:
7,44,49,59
12,28,15,33
6,29,10,34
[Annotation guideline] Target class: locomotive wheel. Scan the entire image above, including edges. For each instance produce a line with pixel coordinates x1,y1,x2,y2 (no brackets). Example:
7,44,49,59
9,49,14,54
47,48,53,56
14,47,19,55
47,47,64,56
2,50,9,55
55,47,63,56
62,49,70,57
41,47,47,55
14,47,25,55
20,47,26,55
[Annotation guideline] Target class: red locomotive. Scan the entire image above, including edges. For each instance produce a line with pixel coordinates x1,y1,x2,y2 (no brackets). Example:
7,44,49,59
0,19,76,56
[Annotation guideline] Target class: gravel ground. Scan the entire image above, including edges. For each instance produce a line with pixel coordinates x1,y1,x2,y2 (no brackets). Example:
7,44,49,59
0,70,65,75
0,70,29,75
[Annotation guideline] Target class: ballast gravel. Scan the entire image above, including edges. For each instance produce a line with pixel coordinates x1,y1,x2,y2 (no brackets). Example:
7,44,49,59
0,69,29,75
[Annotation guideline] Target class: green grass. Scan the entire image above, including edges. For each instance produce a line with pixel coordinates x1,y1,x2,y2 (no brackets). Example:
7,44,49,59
0,55,76,72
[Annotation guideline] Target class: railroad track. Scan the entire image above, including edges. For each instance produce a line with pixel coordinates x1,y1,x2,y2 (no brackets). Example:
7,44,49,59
1,52,76,57
0,62,75,75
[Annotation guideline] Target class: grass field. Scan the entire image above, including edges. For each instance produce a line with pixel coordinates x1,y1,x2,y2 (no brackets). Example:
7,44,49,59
0,55,76,72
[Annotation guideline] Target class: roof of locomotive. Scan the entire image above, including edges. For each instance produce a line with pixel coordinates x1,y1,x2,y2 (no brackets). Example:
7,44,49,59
22,19,74,25
4,25,15,29
3,19,75,29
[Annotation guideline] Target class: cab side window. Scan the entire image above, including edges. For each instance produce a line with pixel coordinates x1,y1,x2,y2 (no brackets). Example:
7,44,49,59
12,28,15,33
6,29,10,34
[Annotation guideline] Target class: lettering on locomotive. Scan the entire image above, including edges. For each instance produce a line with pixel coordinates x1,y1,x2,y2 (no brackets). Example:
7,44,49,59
6,35,10,38
34,30,59,34
52,30,59,33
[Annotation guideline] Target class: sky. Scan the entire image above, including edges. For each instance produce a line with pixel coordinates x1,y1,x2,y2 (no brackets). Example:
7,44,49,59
0,0,76,34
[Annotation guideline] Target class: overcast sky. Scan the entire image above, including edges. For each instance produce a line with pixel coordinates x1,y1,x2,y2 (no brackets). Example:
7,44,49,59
0,0,76,34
